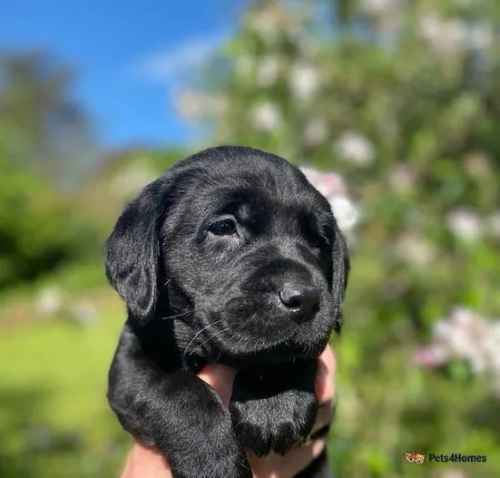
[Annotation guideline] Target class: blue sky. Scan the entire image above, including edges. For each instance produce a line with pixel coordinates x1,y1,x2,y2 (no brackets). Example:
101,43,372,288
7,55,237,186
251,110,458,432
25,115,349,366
1,1,245,149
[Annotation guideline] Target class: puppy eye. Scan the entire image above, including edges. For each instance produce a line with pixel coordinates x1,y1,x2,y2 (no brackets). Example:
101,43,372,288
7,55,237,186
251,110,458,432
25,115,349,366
208,218,237,236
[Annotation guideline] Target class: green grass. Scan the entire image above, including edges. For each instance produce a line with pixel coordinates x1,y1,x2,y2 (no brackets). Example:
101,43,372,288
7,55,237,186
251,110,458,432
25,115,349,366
0,294,129,478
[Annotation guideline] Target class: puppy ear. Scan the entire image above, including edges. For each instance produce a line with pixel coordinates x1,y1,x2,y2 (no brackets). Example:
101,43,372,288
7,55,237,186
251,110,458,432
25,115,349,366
105,179,168,324
332,225,350,332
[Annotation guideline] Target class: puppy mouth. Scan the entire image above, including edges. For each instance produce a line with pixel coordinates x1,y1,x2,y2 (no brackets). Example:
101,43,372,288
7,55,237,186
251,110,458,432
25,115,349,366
204,325,329,366
188,296,328,362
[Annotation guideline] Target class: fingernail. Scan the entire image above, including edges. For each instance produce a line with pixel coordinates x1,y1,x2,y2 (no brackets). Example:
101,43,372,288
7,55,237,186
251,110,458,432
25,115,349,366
312,438,326,458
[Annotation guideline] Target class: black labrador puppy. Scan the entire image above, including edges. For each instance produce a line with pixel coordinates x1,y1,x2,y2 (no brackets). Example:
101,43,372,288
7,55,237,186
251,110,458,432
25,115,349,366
106,146,349,478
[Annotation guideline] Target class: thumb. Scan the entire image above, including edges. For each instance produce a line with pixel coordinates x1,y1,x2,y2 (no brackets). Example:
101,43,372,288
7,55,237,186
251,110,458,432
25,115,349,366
198,364,237,407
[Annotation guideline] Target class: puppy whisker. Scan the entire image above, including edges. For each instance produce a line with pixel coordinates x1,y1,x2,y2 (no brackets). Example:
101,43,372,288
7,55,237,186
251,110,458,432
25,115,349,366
183,317,226,358
192,326,232,354
160,310,193,321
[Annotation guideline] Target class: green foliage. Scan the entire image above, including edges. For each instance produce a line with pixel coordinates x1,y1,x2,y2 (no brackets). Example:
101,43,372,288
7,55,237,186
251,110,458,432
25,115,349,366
0,154,98,289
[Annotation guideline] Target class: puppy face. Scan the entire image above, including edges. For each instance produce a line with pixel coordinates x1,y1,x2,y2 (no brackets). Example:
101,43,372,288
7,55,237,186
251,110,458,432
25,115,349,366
106,146,349,364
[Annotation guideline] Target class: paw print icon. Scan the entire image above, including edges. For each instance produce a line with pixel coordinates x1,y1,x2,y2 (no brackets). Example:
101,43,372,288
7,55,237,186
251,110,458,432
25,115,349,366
405,452,425,464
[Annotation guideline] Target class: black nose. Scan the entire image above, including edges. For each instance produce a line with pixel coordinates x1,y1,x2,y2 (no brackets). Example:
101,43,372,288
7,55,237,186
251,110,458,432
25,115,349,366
279,284,320,319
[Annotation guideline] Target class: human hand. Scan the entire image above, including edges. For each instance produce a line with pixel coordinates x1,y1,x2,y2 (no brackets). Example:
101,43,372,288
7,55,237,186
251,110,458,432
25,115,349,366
120,345,336,478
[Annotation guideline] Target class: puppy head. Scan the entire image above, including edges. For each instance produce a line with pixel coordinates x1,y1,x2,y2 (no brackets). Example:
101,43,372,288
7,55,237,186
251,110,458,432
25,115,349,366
106,146,349,363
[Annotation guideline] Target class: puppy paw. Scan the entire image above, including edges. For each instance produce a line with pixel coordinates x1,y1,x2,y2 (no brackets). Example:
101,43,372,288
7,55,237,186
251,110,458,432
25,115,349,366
231,389,318,456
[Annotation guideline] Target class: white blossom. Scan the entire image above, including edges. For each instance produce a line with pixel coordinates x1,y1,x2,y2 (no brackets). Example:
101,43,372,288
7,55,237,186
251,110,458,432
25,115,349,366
419,15,493,54
256,56,281,87
464,152,491,178
36,286,63,316
303,118,328,147
419,15,468,54
335,132,374,166
251,102,281,131
300,167,359,232
246,4,299,43
176,89,227,121
361,0,401,15
395,234,435,267
247,7,281,40
300,167,348,197
330,196,360,232
361,0,403,36
469,23,494,50
447,209,482,242
415,308,500,393
290,63,320,101
388,164,416,194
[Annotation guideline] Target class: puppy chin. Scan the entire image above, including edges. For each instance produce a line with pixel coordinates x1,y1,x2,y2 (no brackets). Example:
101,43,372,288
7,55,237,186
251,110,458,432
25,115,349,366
207,320,298,362
207,318,331,367
214,336,329,368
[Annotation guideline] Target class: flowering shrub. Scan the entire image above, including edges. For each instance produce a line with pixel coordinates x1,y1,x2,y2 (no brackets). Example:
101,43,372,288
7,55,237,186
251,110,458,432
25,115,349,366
415,307,500,395
177,0,500,475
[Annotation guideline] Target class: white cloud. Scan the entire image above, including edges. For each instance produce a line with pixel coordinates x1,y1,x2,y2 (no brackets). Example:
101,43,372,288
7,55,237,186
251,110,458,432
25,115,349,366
136,32,228,83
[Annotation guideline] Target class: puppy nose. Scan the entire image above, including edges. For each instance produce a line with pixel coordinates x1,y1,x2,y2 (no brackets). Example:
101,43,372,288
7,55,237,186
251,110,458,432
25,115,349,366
279,284,320,318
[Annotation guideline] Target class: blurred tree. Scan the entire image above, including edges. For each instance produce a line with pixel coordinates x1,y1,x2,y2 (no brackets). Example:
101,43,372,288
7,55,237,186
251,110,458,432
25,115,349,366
0,150,97,289
0,51,97,186
0,52,100,288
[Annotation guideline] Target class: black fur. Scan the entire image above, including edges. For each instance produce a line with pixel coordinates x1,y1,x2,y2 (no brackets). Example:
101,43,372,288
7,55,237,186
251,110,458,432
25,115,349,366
106,146,349,478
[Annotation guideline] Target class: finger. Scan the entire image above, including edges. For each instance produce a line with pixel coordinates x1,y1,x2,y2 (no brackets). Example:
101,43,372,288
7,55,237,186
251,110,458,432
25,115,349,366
121,442,172,478
249,438,327,478
282,439,327,477
315,345,336,404
298,437,327,463
310,400,333,437
197,363,237,407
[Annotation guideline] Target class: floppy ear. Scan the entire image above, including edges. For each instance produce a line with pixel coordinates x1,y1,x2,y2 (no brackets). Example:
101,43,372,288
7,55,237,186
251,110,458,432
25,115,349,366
105,179,168,324
331,224,350,332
